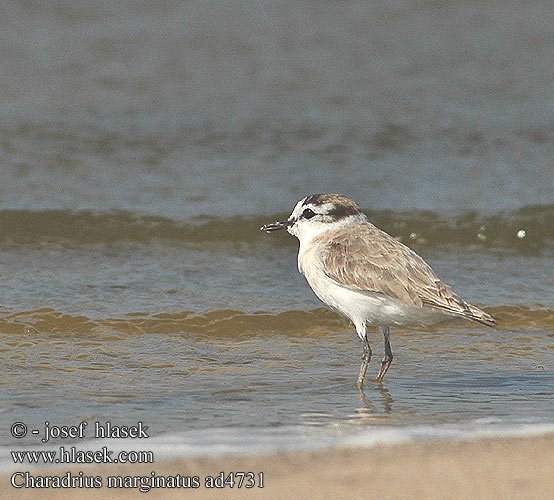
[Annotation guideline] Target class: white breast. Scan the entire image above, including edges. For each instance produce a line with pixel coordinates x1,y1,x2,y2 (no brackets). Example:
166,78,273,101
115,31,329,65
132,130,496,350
297,239,454,337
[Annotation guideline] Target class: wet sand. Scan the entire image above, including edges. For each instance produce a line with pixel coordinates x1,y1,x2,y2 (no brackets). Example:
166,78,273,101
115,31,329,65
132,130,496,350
3,434,553,499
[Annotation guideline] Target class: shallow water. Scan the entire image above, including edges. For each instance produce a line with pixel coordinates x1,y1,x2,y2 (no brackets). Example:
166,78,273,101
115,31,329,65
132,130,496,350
1,237,553,457
1,0,554,464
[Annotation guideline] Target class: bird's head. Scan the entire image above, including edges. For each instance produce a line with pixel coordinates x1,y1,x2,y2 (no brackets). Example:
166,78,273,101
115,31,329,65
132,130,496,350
260,194,366,242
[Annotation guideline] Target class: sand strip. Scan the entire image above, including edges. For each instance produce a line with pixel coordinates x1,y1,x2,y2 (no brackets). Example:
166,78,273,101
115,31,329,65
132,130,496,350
3,433,554,499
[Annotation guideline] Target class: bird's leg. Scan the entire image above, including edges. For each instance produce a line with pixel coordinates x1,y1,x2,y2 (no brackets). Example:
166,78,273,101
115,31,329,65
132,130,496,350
356,335,372,388
376,326,393,382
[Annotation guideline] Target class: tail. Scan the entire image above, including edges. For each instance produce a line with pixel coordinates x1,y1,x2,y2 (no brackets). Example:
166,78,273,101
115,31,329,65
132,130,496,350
465,303,496,327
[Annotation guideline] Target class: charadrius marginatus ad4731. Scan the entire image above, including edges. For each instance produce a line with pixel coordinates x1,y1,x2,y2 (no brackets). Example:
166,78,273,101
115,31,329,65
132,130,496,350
261,194,495,388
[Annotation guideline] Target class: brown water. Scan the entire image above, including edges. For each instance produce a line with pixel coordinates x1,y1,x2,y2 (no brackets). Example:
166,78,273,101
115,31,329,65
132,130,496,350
1,0,554,461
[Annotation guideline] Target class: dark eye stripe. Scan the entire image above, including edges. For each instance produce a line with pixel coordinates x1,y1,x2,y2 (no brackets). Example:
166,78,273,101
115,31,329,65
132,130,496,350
327,205,359,218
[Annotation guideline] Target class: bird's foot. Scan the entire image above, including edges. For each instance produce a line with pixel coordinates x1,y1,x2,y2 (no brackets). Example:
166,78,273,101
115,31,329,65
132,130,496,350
376,355,392,383
355,371,367,389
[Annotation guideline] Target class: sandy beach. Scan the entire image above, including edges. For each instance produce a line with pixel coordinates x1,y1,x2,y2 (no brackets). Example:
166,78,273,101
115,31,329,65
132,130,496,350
3,433,554,500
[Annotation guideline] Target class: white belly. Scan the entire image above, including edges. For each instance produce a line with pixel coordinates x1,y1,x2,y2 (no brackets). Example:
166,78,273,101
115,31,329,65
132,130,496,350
298,246,452,337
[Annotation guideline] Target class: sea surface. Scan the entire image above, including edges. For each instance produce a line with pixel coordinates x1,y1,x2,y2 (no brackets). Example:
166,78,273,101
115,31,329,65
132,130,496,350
1,0,554,469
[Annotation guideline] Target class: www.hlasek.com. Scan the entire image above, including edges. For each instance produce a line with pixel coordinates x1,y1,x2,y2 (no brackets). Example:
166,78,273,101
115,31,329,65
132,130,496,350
9,420,264,492
12,446,153,465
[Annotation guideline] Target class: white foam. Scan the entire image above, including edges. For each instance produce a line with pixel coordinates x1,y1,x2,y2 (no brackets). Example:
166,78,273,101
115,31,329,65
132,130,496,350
3,420,554,472
341,420,554,448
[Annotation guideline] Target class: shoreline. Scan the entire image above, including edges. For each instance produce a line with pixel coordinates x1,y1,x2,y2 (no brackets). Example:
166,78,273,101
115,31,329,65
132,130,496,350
3,433,554,499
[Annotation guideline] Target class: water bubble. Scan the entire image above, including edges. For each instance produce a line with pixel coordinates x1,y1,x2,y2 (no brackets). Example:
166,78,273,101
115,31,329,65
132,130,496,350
476,225,487,241
517,229,526,239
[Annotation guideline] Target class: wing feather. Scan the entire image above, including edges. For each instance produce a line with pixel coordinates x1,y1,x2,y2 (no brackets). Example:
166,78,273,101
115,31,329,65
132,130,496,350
317,224,473,317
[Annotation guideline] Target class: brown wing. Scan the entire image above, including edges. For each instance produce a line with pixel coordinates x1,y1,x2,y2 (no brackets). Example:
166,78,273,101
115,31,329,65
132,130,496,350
318,224,473,316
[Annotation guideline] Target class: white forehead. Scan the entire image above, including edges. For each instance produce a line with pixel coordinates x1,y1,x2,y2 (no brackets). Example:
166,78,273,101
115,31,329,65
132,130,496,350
290,197,335,218
290,198,306,218
291,196,307,216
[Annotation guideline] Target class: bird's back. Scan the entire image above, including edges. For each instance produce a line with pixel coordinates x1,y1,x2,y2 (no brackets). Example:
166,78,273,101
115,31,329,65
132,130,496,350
305,221,495,327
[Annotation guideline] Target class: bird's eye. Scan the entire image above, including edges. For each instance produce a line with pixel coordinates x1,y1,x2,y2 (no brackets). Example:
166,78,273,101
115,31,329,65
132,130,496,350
302,208,316,219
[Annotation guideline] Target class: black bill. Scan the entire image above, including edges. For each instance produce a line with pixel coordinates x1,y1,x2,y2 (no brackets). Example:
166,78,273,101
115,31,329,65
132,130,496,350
260,220,292,232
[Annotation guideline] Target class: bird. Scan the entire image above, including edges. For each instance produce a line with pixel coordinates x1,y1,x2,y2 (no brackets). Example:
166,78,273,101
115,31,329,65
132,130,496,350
261,193,495,388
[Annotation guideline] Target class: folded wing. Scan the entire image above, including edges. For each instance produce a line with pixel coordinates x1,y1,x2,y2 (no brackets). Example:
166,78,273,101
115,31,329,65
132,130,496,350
318,224,495,326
